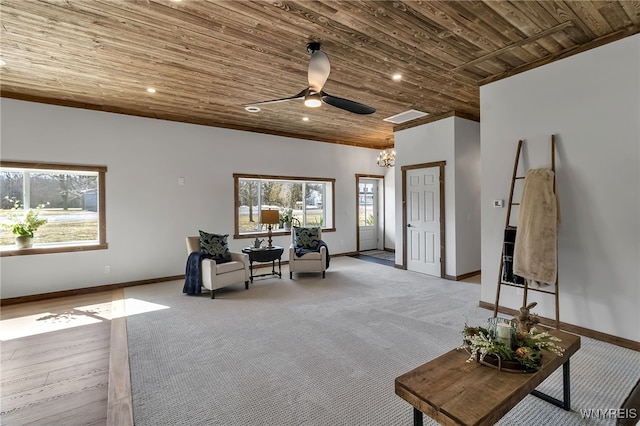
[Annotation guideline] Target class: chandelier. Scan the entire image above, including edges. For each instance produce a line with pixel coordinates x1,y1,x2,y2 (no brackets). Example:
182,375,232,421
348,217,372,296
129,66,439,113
377,139,395,167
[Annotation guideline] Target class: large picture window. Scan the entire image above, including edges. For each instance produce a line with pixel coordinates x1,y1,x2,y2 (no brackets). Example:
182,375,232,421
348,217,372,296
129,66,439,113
0,161,107,256
234,174,335,238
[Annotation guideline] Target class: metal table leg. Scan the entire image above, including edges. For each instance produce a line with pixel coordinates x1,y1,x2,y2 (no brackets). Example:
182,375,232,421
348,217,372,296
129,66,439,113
413,407,423,426
531,359,571,410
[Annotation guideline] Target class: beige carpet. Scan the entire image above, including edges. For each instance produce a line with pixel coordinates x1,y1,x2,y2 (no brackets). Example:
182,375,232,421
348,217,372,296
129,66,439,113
125,257,639,425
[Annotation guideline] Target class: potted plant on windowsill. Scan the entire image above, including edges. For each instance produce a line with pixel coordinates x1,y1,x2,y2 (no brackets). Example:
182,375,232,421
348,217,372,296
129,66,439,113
1,199,48,249
279,208,301,230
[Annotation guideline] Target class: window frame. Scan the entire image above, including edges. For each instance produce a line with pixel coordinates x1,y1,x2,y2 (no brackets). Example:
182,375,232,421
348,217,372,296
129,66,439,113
0,161,108,257
233,173,336,239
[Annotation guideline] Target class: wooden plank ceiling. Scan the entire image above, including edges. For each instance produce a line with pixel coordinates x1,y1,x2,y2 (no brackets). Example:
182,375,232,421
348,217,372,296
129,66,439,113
1,1,638,149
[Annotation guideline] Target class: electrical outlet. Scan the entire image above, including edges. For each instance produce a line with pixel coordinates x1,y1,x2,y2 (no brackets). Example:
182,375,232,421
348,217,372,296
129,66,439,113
493,199,504,208
104,265,111,274
516,288,523,295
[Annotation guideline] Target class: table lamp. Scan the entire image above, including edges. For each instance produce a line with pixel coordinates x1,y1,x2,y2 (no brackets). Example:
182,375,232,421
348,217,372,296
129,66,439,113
260,209,280,248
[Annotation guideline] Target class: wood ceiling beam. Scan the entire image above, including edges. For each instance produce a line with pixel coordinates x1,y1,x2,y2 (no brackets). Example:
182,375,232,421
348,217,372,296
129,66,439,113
454,21,574,71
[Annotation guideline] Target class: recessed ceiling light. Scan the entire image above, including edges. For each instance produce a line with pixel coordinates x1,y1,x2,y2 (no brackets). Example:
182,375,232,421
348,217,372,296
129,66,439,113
0,59,6,67
146,87,156,93
245,106,260,113
302,116,309,121
392,73,402,81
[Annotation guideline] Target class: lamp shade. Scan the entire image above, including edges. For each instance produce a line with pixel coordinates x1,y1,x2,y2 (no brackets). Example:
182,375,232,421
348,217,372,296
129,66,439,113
260,209,280,225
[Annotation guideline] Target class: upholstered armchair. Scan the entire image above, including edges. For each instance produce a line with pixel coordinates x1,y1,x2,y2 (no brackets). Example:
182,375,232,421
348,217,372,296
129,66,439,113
289,227,328,279
185,236,250,298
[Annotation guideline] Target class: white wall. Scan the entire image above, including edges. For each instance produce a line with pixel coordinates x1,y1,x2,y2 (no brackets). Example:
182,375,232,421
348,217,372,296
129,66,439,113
480,34,640,342
394,116,481,277
0,99,390,298
454,118,482,276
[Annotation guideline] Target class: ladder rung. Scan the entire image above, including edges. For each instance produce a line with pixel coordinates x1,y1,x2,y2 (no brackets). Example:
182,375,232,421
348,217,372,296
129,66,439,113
499,281,557,295
529,287,558,295
499,282,525,288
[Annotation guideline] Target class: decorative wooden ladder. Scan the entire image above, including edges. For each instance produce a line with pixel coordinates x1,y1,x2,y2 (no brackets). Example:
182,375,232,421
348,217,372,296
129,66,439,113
493,136,560,329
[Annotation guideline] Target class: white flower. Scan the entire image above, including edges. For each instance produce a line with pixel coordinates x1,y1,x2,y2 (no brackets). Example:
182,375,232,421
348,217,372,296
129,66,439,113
528,328,565,357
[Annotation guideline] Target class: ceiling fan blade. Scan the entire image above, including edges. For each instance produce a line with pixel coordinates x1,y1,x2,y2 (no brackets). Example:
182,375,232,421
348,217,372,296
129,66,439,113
321,93,376,115
308,50,330,92
245,89,308,107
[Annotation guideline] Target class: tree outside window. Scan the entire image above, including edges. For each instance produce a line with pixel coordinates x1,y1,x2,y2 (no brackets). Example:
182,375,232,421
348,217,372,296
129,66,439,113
0,161,107,255
234,174,334,237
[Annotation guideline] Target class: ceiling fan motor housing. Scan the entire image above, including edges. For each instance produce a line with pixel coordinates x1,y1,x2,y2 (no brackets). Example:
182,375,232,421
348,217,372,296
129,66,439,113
307,42,321,54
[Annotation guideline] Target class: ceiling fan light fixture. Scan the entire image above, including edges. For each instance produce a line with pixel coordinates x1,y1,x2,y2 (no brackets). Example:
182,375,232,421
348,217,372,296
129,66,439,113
304,93,322,108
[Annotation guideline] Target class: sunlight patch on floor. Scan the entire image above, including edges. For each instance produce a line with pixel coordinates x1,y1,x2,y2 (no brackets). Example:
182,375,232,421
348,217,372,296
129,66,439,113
0,311,102,341
121,298,169,318
0,298,169,341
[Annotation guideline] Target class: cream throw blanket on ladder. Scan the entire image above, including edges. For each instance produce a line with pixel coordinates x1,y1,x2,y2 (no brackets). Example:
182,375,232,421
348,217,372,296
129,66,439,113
513,168,560,286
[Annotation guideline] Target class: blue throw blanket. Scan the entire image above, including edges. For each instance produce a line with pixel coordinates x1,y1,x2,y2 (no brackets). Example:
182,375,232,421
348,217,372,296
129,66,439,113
502,226,524,285
295,240,330,268
183,251,214,295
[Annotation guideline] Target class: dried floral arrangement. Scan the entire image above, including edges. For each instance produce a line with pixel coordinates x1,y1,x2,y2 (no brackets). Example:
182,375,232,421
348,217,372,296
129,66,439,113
460,324,565,371
459,303,565,371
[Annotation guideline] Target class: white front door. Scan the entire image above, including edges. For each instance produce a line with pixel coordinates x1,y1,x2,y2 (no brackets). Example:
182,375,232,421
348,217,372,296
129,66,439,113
358,179,378,251
406,167,441,276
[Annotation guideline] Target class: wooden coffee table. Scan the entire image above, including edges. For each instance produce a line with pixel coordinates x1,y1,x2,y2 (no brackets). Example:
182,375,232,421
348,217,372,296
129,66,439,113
395,328,580,426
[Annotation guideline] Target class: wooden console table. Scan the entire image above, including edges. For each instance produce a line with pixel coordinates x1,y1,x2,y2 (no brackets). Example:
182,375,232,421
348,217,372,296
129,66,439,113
395,328,580,426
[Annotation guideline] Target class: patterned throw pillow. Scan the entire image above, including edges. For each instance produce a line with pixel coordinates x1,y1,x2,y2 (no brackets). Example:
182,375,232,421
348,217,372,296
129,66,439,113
199,231,232,263
293,227,320,249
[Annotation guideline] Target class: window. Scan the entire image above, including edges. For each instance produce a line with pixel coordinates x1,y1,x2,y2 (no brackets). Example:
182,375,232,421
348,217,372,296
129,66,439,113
359,182,375,226
234,174,335,238
0,161,107,256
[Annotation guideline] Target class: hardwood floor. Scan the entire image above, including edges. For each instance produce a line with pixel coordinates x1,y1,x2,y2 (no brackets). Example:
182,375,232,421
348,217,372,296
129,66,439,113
461,272,481,284
1,292,114,425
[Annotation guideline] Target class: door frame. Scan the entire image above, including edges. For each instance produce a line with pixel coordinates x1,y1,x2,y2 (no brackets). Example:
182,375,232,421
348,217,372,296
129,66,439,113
401,161,446,278
355,173,385,253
